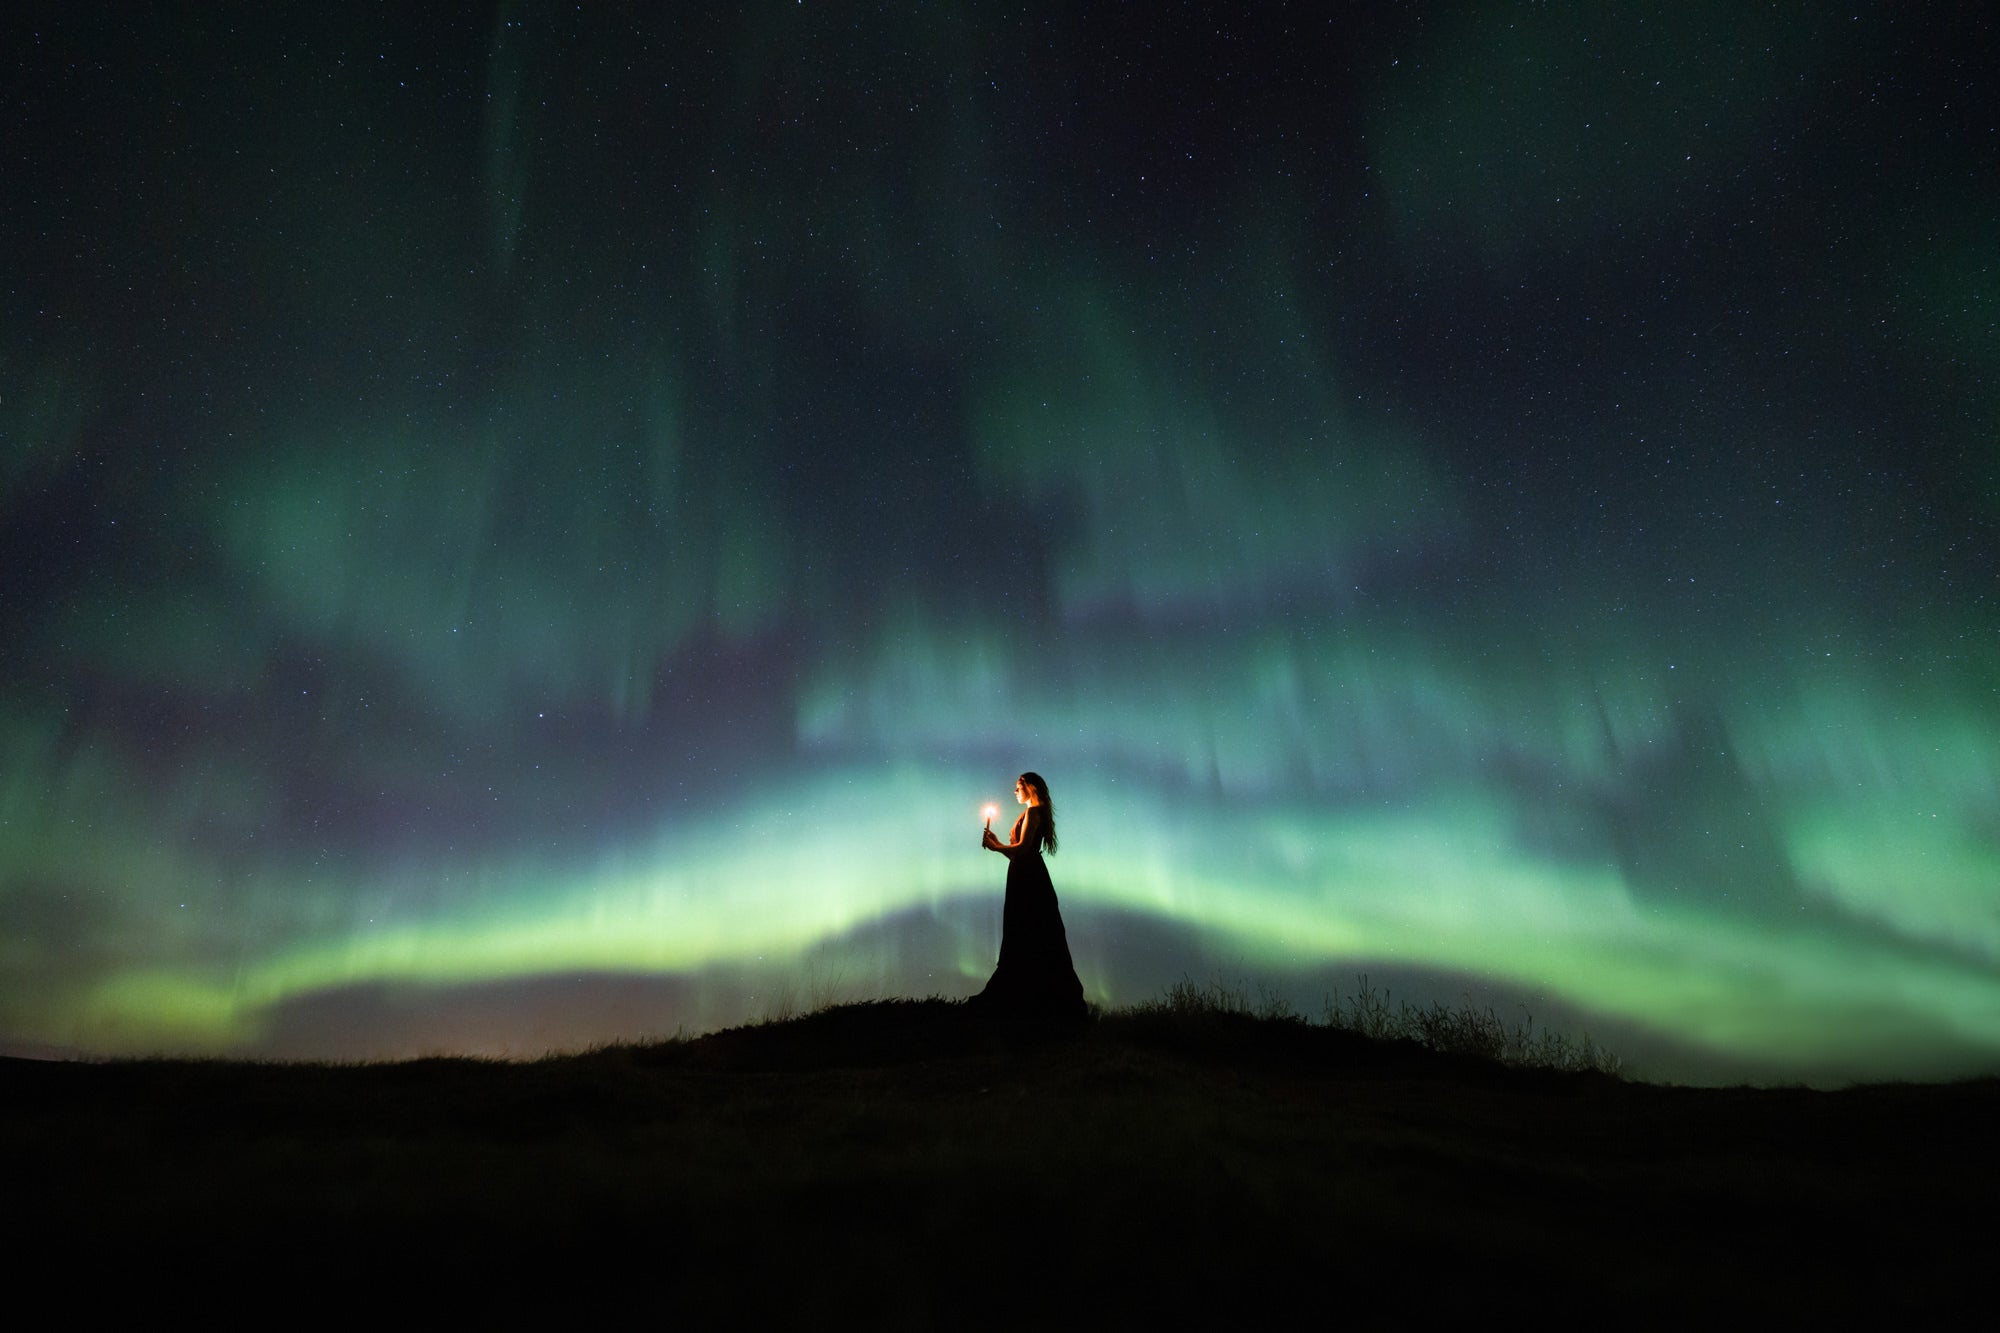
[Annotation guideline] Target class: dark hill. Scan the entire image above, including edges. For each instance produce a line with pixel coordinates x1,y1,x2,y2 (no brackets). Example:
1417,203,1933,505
3,998,1990,1321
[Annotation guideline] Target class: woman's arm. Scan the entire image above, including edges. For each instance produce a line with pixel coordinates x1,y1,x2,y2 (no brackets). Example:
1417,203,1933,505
983,808,1040,858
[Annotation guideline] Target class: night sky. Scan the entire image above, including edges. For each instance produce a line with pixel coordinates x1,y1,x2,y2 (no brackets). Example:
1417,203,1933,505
4,3,1995,1083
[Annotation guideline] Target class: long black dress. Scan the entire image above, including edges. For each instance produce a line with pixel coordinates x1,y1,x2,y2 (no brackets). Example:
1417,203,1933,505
973,808,1086,1019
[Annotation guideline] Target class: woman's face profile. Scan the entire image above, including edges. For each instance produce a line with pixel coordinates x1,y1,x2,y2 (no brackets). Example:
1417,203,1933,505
1014,778,1028,805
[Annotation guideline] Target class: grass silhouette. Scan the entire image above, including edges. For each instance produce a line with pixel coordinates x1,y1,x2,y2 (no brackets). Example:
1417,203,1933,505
1128,974,1623,1075
1,987,1988,1321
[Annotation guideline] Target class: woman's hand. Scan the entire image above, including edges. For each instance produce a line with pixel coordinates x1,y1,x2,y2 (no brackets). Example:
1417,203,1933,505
981,828,1001,851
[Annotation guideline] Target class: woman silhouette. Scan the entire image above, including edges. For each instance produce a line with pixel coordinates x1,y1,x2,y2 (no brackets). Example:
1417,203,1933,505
972,771,1086,1019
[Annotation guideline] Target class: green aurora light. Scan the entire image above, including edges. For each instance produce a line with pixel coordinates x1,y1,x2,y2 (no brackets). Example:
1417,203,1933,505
2,3,1996,1083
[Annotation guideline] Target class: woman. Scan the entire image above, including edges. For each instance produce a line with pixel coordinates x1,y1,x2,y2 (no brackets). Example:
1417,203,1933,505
972,771,1086,1019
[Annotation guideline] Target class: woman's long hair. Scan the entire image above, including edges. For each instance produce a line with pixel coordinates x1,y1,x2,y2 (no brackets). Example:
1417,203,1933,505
1019,772,1057,854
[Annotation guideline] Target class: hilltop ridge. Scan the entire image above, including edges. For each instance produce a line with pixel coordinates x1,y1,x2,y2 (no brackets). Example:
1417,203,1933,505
3,996,1990,1320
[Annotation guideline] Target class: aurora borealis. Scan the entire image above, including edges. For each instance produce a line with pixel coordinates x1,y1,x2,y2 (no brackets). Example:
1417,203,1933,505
3,4,1995,1083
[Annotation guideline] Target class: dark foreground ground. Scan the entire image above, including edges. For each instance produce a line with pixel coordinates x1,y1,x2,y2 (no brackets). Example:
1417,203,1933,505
3,998,1992,1322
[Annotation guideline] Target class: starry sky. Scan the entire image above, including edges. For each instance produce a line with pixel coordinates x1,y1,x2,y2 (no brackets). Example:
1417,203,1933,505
3,3,1995,1083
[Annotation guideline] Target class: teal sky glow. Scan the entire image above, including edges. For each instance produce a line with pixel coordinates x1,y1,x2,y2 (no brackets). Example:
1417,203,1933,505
3,3,1995,1083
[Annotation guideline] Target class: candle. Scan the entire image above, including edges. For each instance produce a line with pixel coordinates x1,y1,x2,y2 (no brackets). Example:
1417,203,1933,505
981,803,999,824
